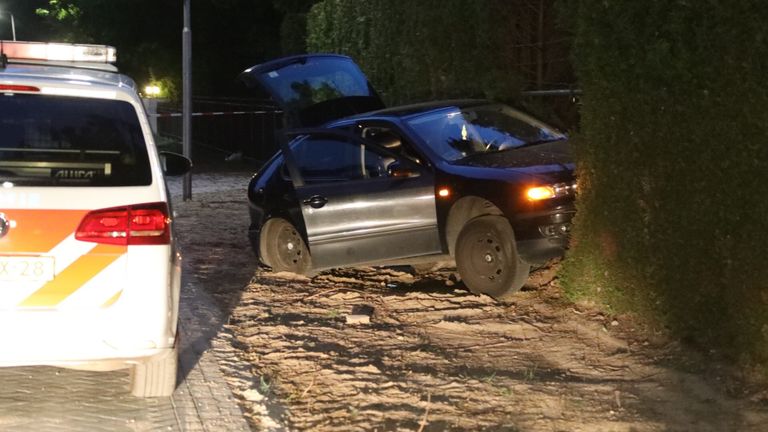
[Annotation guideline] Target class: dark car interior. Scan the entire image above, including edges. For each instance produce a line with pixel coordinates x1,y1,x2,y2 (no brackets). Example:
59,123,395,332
358,125,423,166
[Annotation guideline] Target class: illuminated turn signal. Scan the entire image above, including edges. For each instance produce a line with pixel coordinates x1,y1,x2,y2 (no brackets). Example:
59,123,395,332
437,187,451,198
526,186,556,201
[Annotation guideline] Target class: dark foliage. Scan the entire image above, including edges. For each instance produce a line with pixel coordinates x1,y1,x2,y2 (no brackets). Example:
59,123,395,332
20,0,284,98
305,0,573,113
562,0,768,368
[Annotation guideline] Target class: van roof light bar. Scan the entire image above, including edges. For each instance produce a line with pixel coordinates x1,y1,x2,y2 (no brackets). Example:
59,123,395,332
0,41,116,64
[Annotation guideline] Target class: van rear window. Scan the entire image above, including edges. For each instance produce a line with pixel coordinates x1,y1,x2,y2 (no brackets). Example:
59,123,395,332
0,94,151,186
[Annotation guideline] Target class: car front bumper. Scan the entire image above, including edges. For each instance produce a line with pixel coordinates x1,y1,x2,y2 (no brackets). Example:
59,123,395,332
512,204,575,265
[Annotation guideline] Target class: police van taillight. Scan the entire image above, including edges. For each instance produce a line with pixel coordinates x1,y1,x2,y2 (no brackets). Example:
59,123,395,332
75,203,171,246
0,84,40,92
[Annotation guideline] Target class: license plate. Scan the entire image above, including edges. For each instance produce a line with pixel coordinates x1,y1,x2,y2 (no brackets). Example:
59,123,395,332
0,256,55,282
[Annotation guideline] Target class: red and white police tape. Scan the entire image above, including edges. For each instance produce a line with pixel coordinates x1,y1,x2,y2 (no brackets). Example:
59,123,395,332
149,110,279,118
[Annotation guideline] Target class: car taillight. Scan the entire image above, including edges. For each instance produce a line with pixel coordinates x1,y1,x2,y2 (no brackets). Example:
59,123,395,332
75,202,170,245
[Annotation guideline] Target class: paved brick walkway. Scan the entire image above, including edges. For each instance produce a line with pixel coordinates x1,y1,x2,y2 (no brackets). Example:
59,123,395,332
175,276,252,432
0,278,251,431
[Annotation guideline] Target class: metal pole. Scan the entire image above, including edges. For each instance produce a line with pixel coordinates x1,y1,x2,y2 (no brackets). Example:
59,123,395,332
536,0,544,89
182,0,192,200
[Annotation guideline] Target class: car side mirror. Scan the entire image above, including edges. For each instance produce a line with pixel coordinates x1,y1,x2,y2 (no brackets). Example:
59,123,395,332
159,151,192,176
387,161,420,178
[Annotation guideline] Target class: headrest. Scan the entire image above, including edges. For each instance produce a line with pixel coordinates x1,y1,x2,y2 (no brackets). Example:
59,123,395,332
366,130,401,149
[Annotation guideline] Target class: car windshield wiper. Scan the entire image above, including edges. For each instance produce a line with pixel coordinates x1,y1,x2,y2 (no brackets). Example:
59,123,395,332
453,146,511,164
512,136,567,150
453,137,567,164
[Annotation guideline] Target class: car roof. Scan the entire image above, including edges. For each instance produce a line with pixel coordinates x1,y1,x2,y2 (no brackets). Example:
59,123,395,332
0,63,136,91
329,99,492,125
367,99,490,117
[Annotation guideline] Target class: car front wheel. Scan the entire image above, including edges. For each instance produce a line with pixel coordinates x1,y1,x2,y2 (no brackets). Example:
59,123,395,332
261,218,311,274
455,215,530,300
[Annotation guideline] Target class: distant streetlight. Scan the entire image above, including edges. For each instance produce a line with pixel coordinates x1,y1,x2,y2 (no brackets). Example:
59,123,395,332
144,84,162,98
0,11,16,41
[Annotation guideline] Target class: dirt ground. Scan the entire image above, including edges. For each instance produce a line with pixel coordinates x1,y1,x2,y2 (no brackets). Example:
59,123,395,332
172,168,768,432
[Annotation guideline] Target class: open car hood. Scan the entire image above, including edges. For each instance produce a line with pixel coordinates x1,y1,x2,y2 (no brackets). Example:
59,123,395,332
240,54,385,128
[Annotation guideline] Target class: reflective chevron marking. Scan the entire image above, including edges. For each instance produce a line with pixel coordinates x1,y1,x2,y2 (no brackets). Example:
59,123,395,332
17,243,125,308
0,234,97,307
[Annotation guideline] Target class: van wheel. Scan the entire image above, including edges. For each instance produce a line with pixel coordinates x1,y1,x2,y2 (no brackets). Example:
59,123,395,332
455,215,530,300
262,218,311,274
130,345,178,398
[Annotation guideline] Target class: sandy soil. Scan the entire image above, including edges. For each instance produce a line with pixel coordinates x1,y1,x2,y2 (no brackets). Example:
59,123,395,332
171,169,768,432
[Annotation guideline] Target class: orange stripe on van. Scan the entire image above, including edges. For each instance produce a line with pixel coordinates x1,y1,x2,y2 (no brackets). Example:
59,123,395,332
0,210,86,254
17,244,125,308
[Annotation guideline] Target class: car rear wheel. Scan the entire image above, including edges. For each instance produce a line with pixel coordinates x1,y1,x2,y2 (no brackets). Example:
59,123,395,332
262,218,311,274
130,345,178,398
455,215,530,300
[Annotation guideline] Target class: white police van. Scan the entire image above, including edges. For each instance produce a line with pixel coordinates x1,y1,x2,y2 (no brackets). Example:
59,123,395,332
0,41,191,397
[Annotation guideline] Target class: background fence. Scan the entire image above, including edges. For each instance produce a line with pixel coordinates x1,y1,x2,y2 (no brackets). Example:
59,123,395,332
150,97,283,167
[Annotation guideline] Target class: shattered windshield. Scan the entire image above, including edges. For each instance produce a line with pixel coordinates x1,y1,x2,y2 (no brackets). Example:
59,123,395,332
405,104,565,162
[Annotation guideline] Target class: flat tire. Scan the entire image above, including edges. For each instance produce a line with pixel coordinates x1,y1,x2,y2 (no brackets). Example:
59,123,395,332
455,215,530,300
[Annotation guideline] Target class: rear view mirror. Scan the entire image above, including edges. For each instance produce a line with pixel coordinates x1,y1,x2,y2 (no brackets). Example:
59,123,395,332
387,161,420,178
159,151,192,176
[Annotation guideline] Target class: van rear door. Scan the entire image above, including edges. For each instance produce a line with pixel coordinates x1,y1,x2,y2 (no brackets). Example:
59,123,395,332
0,92,152,311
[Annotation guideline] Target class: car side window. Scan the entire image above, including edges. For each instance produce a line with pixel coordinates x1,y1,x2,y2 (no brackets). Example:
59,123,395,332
290,136,394,184
358,124,424,165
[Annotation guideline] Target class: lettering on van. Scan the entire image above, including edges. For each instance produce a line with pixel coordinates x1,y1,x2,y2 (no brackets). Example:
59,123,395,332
52,169,104,179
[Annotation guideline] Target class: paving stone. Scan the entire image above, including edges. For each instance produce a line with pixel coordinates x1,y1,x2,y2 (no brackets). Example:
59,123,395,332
0,278,251,431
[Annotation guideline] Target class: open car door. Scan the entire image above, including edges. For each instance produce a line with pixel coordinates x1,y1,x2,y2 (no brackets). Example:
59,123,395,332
279,129,441,270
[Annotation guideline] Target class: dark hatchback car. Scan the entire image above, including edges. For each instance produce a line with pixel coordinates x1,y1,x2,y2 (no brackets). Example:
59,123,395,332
242,54,576,300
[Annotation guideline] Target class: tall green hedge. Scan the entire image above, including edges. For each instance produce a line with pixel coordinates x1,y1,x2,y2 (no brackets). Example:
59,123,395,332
563,0,768,366
306,0,528,105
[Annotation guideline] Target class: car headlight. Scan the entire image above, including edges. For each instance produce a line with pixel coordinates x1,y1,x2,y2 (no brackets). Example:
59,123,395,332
526,181,578,201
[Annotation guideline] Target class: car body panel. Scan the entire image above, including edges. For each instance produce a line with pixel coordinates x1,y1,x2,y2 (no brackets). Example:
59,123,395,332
294,178,441,269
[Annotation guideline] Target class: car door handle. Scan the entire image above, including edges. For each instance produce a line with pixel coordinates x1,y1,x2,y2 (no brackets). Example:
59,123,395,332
303,195,328,209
